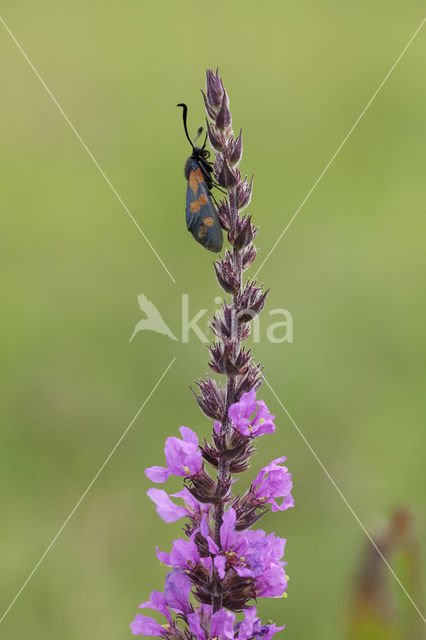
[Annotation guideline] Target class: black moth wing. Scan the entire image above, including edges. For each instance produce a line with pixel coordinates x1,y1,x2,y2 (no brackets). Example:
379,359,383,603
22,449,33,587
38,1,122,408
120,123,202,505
184,157,223,253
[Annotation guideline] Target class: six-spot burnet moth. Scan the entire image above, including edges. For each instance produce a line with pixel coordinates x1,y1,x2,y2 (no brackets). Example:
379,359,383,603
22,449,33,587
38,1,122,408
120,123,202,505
177,103,223,253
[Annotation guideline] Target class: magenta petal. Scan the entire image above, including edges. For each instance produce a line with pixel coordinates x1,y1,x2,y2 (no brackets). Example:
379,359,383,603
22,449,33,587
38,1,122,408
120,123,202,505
214,555,226,579
147,488,188,522
207,536,220,555
210,608,236,640
164,436,202,477
238,606,257,640
164,569,192,614
169,538,200,568
188,612,206,640
256,566,288,598
200,514,210,539
260,623,286,640
155,545,171,565
252,459,293,510
171,488,201,513
271,494,295,512
179,425,199,446
235,566,252,577
266,456,287,468
220,507,236,550
145,466,170,483
229,390,277,438
138,590,171,624
130,614,164,636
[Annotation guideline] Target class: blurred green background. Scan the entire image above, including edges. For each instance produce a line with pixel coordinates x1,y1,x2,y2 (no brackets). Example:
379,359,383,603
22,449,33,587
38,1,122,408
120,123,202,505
0,1,425,638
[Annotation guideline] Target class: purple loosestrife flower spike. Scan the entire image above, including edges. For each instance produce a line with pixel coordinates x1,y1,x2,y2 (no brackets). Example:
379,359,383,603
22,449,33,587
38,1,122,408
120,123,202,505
131,70,294,639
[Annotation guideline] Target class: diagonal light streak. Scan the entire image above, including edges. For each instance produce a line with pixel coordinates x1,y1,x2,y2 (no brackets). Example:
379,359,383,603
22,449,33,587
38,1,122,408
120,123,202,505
0,357,176,625
264,376,426,624
0,15,176,284
254,17,426,280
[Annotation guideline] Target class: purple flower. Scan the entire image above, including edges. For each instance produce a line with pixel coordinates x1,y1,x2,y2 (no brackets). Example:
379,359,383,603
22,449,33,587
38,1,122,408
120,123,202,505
156,536,200,569
256,565,288,598
252,457,294,512
146,487,210,524
164,569,192,615
145,427,202,482
237,606,257,640
220,507,238,549
131,70,293,640
138,590,171,623
256,622,286,640
197,508,288,596
243,529,286,574
229,389,275,437
210,608,236,640
188,604,213,640
130,589,172,636
130,614,164,637
146,489,189,523
198,508,240,559
235,608,285,640
214,555,227,579
188,612,206,640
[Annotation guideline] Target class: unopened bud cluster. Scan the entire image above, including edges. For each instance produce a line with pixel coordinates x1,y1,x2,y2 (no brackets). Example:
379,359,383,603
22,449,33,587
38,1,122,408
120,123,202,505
130,70,294,640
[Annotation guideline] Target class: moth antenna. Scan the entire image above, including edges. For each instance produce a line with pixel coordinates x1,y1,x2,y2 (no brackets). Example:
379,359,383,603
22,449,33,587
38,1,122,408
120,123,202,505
177,103,194,149
193,126,204,144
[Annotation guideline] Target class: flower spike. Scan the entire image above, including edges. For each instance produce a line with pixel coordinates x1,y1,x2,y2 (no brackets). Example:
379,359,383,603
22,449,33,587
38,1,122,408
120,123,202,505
131,70,294,639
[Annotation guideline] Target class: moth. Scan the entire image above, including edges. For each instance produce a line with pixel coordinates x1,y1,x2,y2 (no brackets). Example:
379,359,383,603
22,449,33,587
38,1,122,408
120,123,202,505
177,103,223,253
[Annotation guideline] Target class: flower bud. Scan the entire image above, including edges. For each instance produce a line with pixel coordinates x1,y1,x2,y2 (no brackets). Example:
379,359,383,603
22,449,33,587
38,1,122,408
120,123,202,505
236,175,254,209
242,245,257,269
214,254,239,293
235,281,268,323
235,362,263,396
206,120,224,152
232,493,268,530
227,129,243,165
222,575,256,611
228,215,257,250
208,341,252,376
240,323,251,340
211,304,236,340
206,68,223,110
185,468,218,504
214,154,224,179
216,92,232,132
192,376,225,421
216,199,231,230
201,90,217,121
218,157,239,189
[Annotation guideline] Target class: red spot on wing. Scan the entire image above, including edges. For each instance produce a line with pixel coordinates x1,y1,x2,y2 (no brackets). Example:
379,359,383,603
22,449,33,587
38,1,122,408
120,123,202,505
190,193,208,213
189,170,199,195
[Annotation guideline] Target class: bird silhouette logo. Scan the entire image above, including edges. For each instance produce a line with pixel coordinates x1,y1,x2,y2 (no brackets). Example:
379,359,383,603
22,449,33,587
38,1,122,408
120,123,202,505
129,294,178,343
